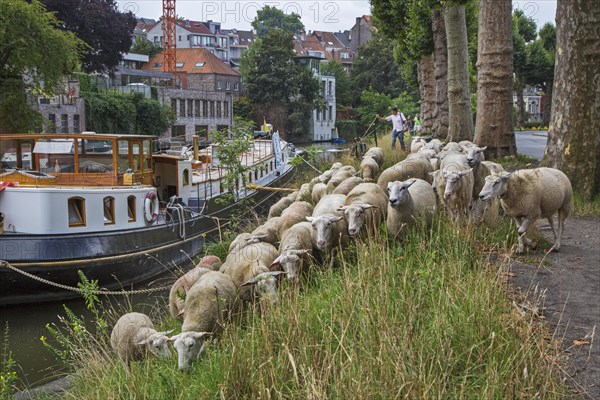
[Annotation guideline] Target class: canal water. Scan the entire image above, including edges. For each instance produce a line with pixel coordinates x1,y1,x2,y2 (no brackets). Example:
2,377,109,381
0,142,348,391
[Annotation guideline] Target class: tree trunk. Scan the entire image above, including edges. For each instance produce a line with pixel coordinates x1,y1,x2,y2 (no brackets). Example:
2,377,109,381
542,80,553,127
444,4,473,142
473,0,516,158
542,0,600,200
515,75,525,128
432,9,449,138
417,54,436,134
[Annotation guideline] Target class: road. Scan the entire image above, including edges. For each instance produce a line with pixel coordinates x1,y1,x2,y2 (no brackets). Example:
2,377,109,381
514,130,548,160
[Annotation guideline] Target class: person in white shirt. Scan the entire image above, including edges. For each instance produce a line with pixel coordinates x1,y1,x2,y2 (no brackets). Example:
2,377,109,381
378,106,407,150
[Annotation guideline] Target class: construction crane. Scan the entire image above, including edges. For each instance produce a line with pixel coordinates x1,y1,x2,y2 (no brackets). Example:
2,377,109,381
162,0,177,82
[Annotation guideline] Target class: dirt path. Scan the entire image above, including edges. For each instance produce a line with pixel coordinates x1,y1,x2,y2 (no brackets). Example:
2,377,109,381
510,216,600,399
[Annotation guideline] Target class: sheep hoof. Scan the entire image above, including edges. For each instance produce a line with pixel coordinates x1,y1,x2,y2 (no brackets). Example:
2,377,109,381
550,244,560,252
528,241,537,250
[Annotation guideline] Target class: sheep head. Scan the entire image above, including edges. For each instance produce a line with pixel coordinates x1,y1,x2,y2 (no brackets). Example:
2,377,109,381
306,215,344,251
137,330,174,359
270,250,309,284
241,271,287,303
168,331,212,371
338,204,377,237
466,146,487,167
479,173,511,201
442,168,473,200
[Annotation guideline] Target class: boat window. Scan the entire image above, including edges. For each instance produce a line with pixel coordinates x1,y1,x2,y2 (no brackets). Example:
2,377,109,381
248,172,252,183
0,139,17,171
127,196,136,222
132,143,141,171
103,196,115,225
270,161,274,172
118,140,129,172
183,169,190,186
34,139,75,173
80,140,113,173
68,197,86,227
143,140,151,169
254,169,258,181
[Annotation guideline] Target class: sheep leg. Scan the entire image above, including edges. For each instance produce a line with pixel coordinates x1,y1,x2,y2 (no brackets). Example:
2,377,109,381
516,217,535,253
546,215,557,242
551,211,566,252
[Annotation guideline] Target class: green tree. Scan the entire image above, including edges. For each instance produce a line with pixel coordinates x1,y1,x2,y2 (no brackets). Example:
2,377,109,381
320,60,353,108
0,0,83,132
355,89,419,132
233,97,257,126
130,36,163,58
251,5,304,37
241,28,320,141
525,23,556,126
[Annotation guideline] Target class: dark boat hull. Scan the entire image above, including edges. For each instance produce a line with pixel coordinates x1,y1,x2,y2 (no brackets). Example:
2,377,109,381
0,169,296,306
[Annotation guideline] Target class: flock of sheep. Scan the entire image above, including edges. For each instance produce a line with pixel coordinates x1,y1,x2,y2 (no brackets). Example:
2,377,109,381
110,138,573,372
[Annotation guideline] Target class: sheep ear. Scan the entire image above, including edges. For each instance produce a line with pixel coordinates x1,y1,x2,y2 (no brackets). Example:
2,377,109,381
306,216,316,222
337,205,349,211
329,216,343,223
158,329,174,336
167,334,181,342
359,204,376,210
459,168,473,177
270,255,282,267
289,249,309,256
500,172,512,181
241,277,258,286
269,271,287,277
428,171,437,177
405,179,417,187
136,338,150,346
191,331,212,340
480,146,487,151
176,309,185,318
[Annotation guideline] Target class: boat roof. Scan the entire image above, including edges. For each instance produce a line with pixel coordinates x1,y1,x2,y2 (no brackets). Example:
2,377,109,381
1,133,158,141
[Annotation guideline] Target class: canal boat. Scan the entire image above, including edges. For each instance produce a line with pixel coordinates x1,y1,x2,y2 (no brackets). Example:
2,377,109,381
0,132,296,306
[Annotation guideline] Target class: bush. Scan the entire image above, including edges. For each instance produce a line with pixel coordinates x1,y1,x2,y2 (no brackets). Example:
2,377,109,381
523,121,544,129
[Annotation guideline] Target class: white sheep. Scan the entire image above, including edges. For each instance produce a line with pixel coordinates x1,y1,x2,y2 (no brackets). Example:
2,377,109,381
338,182,388,237
425,139,443,153
359,156,380,181
387,179,436,240
479,168,573,254
228,232,253,253
271,221,314,284
297,183,313,203
364,147,385,168
277,201,314,237
331,176,364,195
311,182,328,204
436,154,474,219
410,136,426,153
459,140,475,151
195,255,222,271
110,312,172,364
326,166,357,193
169,271,238,370
268,196,293,219
247,216,282,246
169,266,212,320
220,242,282,303
465,145,499,222
377,153,434,192
307,194,349,255
481,161,505,175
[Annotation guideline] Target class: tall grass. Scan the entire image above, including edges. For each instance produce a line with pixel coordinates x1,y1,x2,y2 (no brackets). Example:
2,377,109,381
48,215,566,399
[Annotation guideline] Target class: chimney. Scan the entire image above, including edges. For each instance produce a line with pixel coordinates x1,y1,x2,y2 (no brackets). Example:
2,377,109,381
185,19,190,27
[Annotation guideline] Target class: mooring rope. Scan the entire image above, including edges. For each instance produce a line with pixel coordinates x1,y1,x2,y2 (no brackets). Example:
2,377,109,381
0,260,171,296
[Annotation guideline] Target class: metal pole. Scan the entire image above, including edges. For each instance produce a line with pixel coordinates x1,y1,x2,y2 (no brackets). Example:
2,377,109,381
373,125,378,147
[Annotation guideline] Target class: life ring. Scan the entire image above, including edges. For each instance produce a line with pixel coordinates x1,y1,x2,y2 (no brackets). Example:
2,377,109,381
144,191,159,224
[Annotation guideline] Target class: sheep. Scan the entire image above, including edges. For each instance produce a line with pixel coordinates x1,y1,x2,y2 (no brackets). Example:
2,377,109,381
286,190,300,201
360,156,380,181
479,168,573,254
410,136,426,153
459,140,475,151
481,161,505,175
364,147,385,167
441,141,464,154
331,176,364,195
169,266,212,320
110,312,172,364
307,194,349,257
387,179,436,240
425,139,443,153
311,182,328,204
297,183,312,203
338,182,388,237
196,255,222,271
271,221,314,284
247,216,282,246
436,154,474,219
278,201,314,237
220,242,282,303
268,196,294,219
228,232,253,253
377,153,434,192
326,166,357,193
169,271,237,370
464,145,499,222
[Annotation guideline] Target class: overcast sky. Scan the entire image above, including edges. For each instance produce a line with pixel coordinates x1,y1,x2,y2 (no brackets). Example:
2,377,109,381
116,0,557,33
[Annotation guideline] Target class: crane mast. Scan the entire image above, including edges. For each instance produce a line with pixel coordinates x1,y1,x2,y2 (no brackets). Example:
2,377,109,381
162,0,177,79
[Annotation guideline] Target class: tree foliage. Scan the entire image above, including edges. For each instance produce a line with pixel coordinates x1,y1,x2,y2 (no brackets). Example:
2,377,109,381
355,89,419,132
130,36,163,58
0,0,83,132
251,5,304,37
40,0,136,73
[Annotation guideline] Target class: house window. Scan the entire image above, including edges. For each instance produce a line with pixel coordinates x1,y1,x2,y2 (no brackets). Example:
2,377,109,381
178,35,182,41
73,114,80,133
171,99,177,115
176,62,184,68
210,101,215,117
323,108,327,121
194,100,200,117
187,99,193,117
329,105,333,121
153,36,159,44
61,114,68,133
183,169,190,186
103,196,115,225
226,81,231,90
316,109,320,121
127,195,136,222
180,99,186,117
195,62,205,68
203,101,208,116
216,81,222,90
153,62,162,69
216,101,222,118
48,114,56,133
328,81,333,95
68,197,86,227
224,101,229,118
234,82,239,91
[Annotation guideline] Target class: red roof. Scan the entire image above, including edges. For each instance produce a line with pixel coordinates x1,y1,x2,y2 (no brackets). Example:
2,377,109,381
176,20,213,35
142,48,240,76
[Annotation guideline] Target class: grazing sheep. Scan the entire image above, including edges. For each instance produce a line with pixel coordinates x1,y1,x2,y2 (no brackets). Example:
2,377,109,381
377,153,434,192
326,166,357,193
220,242,282,303
247,216,282,245
479,168,573,254
387,179,436,239
272,221,314,284
465,145,499,222
339,183,388,237
436,153,474,218
360,156,380,181
268,196,293,219
307,194,349,255
425,139,443,153
410,137,426,153
311,182,328,204
441,141,464,154
481,161,505,175
297,183,313,203
110,312,172,364
169,271,238,370
286,190,300,202
278,201,314,237
331,176,364,195
364,147,385,168
196,255,222,271
228,232,253,253
169,266,212,320
459,140,475,151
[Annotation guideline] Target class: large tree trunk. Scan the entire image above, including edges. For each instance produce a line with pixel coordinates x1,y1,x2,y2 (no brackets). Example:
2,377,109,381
417,54,436,134
431,9,449,138
542,0,600,200
473,0,516,157
542,80,553,127
515,75,525,128
444,4,473,142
